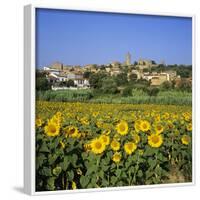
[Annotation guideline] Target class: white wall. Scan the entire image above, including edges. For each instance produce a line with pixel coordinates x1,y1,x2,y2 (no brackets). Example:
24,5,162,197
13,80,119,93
0,0,200,200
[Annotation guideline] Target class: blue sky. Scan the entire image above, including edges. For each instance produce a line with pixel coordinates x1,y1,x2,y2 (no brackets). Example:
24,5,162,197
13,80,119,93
36,8,192,67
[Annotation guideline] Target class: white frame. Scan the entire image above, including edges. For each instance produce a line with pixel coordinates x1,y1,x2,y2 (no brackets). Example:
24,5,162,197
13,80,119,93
24,4,196,195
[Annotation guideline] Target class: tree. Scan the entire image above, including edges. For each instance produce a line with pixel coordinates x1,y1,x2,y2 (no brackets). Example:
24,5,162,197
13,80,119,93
114,73,128,86
36,77,51,91
161,81,173,90
101,77,118,94
83,71,91,79
122,86,133,97
176,80,192,92
67,79,75,87
89,72,108,89
152,60,156,65
145,87,160,97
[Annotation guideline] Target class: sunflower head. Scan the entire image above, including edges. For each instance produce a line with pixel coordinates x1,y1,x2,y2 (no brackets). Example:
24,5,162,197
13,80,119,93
36,117,43,127
99,134,110,145
110,140,120,151
116,121,129,135
154,124,164,134
83,143,91,152
50,114,62,125
140,120,150,132
65,126,80,138
112,152,121,163
44,121,60,137
132,133,140,144
124,142,137,155
181,135,191,145
90,138,106,154
186,123,192,132
134,120,142,133
148,133,163,148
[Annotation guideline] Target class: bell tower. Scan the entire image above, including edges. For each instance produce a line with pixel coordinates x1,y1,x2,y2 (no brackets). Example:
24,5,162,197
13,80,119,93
126,52,131,66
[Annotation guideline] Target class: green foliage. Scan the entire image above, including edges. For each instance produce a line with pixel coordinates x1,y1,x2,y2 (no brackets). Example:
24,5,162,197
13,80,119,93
36,77,51,91
101,77,119,94
145,87,160,97
89,72,108,89
161,81,173,90
122,86,133,97
114,73,128,86
36,89,93,102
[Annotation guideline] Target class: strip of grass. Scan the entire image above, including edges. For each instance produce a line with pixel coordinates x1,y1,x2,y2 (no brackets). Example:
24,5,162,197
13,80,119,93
36,89,192,105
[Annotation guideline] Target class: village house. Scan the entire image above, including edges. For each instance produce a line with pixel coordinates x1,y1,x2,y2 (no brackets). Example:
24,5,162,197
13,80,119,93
44,67,90,89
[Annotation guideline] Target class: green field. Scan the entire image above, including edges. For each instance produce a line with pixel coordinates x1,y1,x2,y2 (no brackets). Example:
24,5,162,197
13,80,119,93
36,89,192,105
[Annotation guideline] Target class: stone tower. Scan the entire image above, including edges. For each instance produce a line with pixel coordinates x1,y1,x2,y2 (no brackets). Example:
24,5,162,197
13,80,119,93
126,52,131,66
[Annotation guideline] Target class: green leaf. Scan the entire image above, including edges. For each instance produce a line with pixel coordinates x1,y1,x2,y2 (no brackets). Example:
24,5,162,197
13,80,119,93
148,158,157,169
102,179,109,187
110,176,118,185
36,154,46,170
137,170,143,177
46,177,56,191
101,164,109,171
39,142,50,153
80,175,90,188
115,169,121,177
146,170,154,179
85,164,97,176
60,156,70,171
67,170,74,181
48,154,58,165
52,166,62,176
98,170,104,179
39,167,52,176
82,152,88,160
71,154,78,167
144,146,155,156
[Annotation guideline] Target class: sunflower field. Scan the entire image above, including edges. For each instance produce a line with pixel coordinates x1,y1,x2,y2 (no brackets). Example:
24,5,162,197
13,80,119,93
35,101,192,191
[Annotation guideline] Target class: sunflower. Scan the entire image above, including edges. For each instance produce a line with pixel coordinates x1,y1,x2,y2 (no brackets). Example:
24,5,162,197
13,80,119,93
83,143,91,152
110,140,120,151
140,120,150,132
132,133,140,144
186,123,192,132
50,114,62,125
116,121,129,135
65,126,80,138
134,120,142,133
148,133,163,148
124,142,137,155
72,181,77,190
90,138,106,154
44,121,60,137
80,117,90,125
36,117,43,127
92,111,99,118
112,152,121,163
154,124,164,134
181,135,191,145
99,134,110,145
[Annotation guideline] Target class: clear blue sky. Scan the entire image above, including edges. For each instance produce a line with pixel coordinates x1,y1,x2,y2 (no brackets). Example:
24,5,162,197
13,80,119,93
36,8,192,67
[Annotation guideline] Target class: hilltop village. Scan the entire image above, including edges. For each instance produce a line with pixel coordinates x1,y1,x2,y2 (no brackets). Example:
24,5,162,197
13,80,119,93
41,53,191,90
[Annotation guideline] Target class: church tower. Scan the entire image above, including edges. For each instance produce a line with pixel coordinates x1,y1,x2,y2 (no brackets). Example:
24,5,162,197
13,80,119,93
126,52,131,66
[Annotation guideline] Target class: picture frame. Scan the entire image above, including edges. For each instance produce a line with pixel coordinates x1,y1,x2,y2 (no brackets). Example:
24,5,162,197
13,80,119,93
24,4,195,195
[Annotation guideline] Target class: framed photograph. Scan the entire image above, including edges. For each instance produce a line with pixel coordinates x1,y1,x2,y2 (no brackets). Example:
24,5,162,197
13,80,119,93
24,4,195,195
